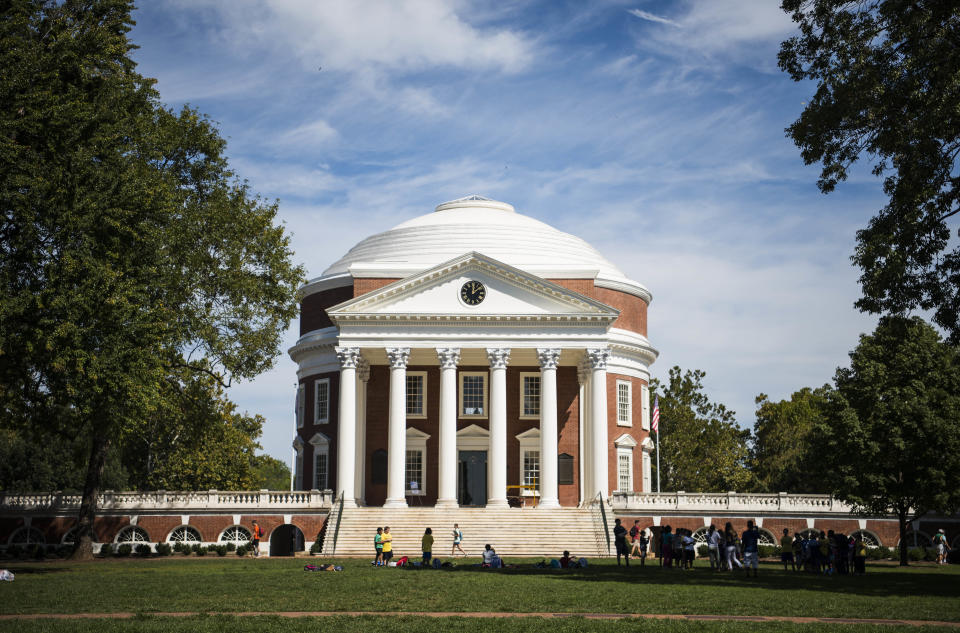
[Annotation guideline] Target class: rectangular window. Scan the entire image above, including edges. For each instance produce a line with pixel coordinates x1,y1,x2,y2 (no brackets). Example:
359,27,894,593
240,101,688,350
313,452,328,490
617,449,633,492
617,380,632,426
460,372,487,417
315,379,330,424
296,384,305,428
406,372,426,418
405,449,424,494
521,373,541,418
641,384,651,431
523,450,540,490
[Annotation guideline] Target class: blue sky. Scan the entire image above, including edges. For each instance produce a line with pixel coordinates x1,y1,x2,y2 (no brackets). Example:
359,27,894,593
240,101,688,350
129,0,883,465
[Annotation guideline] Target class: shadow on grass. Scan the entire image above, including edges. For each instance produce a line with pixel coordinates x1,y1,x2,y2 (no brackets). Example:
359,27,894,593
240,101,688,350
2,565,73,575
412,561,960,600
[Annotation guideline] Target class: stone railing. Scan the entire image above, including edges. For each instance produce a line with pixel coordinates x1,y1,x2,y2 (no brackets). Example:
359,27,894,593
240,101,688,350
0,489,334,514
610,491,869,516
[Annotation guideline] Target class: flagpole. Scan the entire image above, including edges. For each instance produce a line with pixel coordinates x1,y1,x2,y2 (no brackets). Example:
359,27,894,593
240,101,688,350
656,428,660,494
652,394,661,494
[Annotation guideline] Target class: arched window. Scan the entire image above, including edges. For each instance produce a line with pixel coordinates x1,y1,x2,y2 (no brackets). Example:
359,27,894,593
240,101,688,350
799,529,820,540
8,527,45,545
115,526,150,543
168,526,202,544
692,527,710,546
757,528,777,547
850,530,882,548
899,530,932,548
62,526,101,544
219,526,251,545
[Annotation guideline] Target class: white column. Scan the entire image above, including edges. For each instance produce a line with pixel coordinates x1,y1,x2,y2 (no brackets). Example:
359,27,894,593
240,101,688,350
335,347,361,508
436,348,461,508
384,347,410,508
578,358,591,505
486,348,510,508
587,348,610,500
537,348,561,509
354,359,370,505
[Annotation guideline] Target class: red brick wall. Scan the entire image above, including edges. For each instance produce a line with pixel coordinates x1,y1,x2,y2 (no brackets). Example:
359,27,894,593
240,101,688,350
354,278,400,296
557,366,582,506
298,370,341,491
606,373,649,494
551,280,648,336
300,285,354,335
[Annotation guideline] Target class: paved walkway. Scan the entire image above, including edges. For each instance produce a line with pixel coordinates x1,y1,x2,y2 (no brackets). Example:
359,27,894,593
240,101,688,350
0,611,958,627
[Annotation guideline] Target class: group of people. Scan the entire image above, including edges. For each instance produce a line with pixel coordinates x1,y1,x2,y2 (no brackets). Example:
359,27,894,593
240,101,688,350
373,523,468,567
780,528,870,576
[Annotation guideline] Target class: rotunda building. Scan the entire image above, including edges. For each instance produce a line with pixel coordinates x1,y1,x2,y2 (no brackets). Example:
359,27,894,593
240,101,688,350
289,196,658,508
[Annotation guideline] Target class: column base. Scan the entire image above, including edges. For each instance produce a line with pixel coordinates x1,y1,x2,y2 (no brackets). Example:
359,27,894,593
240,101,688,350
485,498,509,508
537,498,561,509
340,496,358,509
383,498,408,509
435,498,459,509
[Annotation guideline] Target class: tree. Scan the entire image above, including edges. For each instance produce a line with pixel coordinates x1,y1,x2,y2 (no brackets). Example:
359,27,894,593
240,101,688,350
253,455,292,491
751,386,832,493
814,316,960,565
779,1,960,341
650,367,753,492
0,1,304,558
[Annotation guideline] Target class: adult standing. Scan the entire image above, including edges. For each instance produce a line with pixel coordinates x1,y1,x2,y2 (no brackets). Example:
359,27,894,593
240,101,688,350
381,526,393,564
630,520,643,558
780,528,796,571
251,520,264,558
741,520,759,577
374,527,383,566
707,524,721,570
934,529,949,565
661,526,674,568
451,523,465,556
613,518,630,567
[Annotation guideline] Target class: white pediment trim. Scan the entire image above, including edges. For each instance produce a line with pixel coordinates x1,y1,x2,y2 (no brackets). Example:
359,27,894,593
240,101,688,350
614,433,639,448
292,436,305,450
515,427,541,441
308,432,330,448
326,252,619,324
641,436,655,452
406,427,432,441
457,423,489,439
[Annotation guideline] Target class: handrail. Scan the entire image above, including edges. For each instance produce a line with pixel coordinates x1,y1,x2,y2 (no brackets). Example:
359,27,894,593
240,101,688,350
330,492,345,556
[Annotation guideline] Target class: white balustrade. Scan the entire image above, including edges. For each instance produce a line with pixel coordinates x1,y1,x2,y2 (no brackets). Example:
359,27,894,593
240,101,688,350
0,490,334,514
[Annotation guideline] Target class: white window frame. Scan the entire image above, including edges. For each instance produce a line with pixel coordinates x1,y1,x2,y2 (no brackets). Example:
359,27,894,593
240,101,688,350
310,432,331,491
405,427,430,495
617,380,632,427
617,447,633,492
614,433,638,493
314,378,330,425
406,371,427,419
519,372,541,420
642,451,652,492
516,428,541,496
459,371,488,418
641,383,651,431
296,384,305,428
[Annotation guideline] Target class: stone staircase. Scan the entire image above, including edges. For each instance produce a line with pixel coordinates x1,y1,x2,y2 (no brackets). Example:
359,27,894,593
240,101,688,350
321,506,610,559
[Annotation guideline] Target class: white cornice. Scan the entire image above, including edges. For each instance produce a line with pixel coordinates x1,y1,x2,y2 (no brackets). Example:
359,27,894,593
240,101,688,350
299,272,353,297
594,273,653,304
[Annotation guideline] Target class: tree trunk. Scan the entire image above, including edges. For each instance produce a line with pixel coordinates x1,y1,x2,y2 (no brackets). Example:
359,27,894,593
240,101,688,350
69,434,110,561
898,511,909,567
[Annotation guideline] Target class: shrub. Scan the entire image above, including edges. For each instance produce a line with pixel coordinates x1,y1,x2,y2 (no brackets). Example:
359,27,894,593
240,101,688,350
56,545,71,558
191,543,201,554
236,544,248,556
155,543,172,556
758,545,780,558
226,542,236,552
135,544,152,556
28,543,45,559
947,548,960,564
99,543,113,557
908,547,924,561
310,541,321,555
116,543,132,557
195,545,207,556
216,545,228,556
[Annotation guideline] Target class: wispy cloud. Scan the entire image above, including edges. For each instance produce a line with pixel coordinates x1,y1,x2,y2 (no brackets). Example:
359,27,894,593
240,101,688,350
628,8,680,27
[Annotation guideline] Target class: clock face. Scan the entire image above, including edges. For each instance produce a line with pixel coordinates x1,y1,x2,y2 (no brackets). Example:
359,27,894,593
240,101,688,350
460,280,486,306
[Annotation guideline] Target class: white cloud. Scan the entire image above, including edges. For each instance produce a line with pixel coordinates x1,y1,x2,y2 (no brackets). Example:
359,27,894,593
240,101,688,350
274,119,338,149
179,0,535,74
628,8,680,27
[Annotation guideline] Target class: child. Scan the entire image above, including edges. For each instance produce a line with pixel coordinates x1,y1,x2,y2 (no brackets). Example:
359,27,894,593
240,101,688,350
374,527,383,566
422,527,434,565
451,523,465,556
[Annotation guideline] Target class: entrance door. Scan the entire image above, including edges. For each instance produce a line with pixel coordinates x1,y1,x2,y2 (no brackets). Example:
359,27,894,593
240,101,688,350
458,450,487,506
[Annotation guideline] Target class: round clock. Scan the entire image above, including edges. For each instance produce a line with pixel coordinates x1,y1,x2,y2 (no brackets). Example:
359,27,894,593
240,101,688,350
460,280,486,306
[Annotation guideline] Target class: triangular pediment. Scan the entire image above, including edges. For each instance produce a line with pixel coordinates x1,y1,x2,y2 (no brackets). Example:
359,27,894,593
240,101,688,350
327,252,619,322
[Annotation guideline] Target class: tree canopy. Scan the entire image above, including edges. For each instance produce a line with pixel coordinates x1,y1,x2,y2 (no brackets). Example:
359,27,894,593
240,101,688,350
751,386,832,493
813,316,960,565
779,0,960,340
650,366,753,492
0,0,304,557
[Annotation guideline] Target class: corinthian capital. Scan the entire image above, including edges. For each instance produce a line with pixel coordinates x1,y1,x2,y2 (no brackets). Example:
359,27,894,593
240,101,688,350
537,348,562,370
486,347,511,369
335,346,362,369
385,347,410,369
585,347,610,370
435,347,461,369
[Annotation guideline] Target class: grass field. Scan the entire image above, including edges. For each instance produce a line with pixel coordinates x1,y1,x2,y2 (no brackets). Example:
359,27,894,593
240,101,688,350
0,557,957,631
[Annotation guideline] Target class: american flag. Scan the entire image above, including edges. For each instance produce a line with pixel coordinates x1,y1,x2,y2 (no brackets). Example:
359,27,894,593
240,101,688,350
652,395,660,433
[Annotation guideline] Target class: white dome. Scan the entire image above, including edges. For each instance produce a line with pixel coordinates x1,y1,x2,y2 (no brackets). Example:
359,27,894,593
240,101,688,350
317,196,650,300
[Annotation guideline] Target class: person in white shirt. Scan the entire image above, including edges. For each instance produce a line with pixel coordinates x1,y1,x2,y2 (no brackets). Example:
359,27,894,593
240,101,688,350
707,524,722,570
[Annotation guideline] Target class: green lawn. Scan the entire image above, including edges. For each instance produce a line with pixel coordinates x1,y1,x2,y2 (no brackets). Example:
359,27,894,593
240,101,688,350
0,616,955,633
0,557,957,624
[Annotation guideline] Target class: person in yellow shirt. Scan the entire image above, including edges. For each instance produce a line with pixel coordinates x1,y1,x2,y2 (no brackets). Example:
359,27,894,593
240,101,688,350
422,527,434,565
381,526,393,563
780,528,796,571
